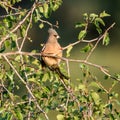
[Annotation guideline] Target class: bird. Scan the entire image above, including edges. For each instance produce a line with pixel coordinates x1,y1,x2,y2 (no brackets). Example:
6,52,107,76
40,28,68,80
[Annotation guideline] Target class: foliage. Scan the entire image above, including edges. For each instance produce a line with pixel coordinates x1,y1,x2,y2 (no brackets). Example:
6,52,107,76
0,0,120,120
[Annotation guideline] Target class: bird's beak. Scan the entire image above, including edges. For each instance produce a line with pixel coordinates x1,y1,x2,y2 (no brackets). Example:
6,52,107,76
57,35,60,39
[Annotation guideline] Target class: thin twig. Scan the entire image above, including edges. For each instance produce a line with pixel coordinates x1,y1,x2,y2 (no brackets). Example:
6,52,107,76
19,4,35,51
63,22,115,51
85,22,115,61
0,12,25,18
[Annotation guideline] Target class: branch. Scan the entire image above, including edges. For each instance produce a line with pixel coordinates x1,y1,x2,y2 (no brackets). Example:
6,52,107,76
85,22,115,61
0,50,119,82
63,22,115,50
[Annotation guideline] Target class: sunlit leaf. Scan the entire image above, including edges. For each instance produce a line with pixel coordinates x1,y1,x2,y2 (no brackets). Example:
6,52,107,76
3,18,12,28
66,45,73,57
32,59,39,66
90,13,98,21
95,18,105,26
91,91,100,105
52,0,62,11
0,107,5,113
78,84,86,91
57,114,64,120
75,22,86,28
100,11,110,18
6,71,14,81
28,77,40,85
94,20,102,34
78,30,86,40
15,55,21,61
39,6,44,13
90,13,98,18
52,3,59,11
39,23,44,29
103,32,110,46
42,73,49,82
89,82,99,88
15,109,23,120
43,3,49,18
20,26,26,37
83,13,88,20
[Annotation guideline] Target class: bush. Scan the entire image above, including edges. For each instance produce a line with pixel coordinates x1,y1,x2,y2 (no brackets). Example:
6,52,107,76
0,0,120,120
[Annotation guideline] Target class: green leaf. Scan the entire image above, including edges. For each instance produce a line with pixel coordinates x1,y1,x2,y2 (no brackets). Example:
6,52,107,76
32,59,39,66
90,13,98,21
28,77,40,85
43,3,49,18
15,55,21,61
100,11,110,18
0,107,5,113
78,84,86,91
15,109,23,120
11,40,16,50
95,18,105,26
52,0,62,11
53,3,59,11
81,44,93,53
57,114,64,120
89,82,99,88
80,64,86,69
94,21,102,34
78,30,86,40
66,45,73,57
91,91,100,105
90,13,98,18
103,32,110,46
75,22,86,28
11,34,17,41
0,74,4,79
5,40,10,48
114,73,120,79
3,18,12,28
0,45,5,53
39,23,44,29
35,9,41,22
39,6,44,13
20,26,26,37
83,13,88,20
42,73,49,82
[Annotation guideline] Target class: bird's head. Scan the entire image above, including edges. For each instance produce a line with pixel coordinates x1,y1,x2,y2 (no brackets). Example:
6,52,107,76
48,28,60,39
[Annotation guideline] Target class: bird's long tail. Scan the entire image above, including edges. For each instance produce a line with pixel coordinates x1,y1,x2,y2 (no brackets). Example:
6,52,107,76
54,67,69,80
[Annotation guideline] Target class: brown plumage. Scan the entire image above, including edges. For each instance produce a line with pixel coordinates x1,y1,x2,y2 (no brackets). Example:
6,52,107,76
41,28,68,79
